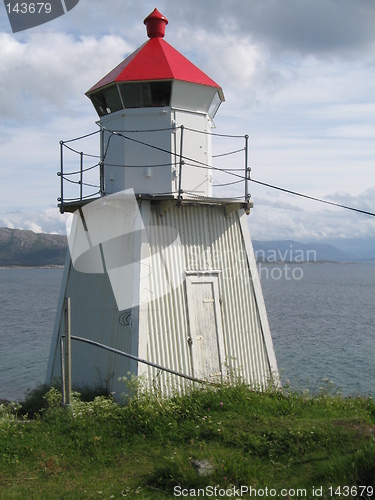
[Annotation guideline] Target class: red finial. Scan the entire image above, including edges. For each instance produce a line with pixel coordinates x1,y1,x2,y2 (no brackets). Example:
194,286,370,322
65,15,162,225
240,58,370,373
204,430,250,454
144,8,168,38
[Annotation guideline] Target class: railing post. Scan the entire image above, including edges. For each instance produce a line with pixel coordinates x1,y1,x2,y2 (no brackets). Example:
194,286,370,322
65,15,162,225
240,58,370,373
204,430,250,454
80,151,83,201
244,134,250,202
178,125,184,204
64,297,72,406
59,141,64,213
100,126,105,196
60,336,65,406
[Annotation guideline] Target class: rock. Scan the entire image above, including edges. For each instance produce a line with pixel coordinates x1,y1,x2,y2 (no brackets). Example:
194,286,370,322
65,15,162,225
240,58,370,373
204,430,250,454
189,458,214,476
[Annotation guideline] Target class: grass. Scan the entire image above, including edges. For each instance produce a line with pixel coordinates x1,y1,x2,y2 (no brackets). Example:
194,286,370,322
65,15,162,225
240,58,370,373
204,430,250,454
0,380,374,499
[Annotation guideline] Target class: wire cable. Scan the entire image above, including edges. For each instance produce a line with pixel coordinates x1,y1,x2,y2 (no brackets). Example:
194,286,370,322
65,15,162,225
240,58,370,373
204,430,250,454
249,178,375,217
62,163,100,176
62,142,100,158
212,148,245,158
61,127,375,218
61,129,101,144
103,162,178,169
183,126,246,139
213,179,244,188
62,191,101,202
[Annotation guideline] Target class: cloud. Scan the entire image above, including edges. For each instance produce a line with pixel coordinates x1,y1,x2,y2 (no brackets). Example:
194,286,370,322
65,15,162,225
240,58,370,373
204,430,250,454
174,28,264,92
326,187,375,213
39,0,375,60
42,1,150,40
0,208,69,234
248,185,375,241
167,0,375,58
0,31,131,123
326,124,375,140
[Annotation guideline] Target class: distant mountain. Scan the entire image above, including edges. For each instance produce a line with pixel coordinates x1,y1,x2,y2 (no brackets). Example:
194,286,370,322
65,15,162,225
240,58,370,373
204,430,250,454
252,240,355,263
0,227,370,266
0,228,68,266
316,237,375,262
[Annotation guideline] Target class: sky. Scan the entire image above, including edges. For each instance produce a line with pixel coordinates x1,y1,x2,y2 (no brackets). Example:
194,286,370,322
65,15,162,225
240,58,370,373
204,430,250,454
0,0,374,242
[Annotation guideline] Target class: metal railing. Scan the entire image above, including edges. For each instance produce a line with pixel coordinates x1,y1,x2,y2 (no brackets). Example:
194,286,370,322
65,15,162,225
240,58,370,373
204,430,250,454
58,129,103,213
58,126,251,213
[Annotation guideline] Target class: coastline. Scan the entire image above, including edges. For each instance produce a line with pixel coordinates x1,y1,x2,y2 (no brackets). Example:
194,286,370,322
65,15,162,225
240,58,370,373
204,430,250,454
0,265,64,269
2,262,373,269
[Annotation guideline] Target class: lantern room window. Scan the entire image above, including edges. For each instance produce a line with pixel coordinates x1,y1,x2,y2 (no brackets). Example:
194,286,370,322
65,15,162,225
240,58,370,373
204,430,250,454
89,81,172,117
90,84,123,116
119,81,172,108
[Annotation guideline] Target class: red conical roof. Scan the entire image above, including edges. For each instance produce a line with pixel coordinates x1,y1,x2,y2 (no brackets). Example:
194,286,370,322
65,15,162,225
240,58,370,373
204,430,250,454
87,10,222,96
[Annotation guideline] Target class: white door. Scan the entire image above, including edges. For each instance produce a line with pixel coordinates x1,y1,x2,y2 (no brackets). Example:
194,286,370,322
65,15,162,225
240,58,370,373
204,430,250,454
185,273,225,381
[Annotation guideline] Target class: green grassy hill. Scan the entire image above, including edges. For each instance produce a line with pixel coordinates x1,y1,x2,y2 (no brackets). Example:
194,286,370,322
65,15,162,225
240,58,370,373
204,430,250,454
1,383,374,499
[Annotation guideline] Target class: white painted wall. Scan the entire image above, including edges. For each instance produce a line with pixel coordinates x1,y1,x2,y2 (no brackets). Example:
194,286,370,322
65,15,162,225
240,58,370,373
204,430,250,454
98,85,216,197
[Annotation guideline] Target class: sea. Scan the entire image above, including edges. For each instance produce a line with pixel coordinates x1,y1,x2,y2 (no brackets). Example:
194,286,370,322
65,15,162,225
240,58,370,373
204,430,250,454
0,263,374,402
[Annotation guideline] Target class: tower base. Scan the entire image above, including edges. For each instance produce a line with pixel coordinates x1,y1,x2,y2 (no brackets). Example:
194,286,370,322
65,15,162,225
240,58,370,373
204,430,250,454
46,197,279,399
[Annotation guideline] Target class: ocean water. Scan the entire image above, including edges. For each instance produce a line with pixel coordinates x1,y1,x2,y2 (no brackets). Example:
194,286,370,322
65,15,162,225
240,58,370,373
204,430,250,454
260,262,375,396
0,268,63,402
0,263,374,401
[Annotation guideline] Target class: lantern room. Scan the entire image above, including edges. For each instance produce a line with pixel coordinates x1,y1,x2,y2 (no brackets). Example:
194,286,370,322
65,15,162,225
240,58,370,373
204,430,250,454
85,8,224,197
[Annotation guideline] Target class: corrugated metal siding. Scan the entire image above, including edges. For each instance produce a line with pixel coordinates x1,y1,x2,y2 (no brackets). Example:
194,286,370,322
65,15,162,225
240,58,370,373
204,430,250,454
145,203,273,391
47,200,276,398
143,209,191,393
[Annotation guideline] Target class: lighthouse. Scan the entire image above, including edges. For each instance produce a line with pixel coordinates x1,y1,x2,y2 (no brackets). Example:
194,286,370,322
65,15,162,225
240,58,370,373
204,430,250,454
46,9,279,397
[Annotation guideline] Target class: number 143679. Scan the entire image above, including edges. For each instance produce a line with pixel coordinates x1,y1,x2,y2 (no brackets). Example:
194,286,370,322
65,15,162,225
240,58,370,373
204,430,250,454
6,3,52,14
328,485,373,497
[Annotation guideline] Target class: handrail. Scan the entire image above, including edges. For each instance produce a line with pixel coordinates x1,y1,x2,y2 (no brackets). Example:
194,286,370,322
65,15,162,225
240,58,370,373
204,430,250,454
178,125,184,203
244,134,250,202
68,335,216,385
58,126,250,213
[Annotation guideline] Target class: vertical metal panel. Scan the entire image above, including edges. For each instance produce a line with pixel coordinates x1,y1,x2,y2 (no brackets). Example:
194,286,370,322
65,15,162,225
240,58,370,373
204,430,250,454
146,203,277,391
145,206,191,393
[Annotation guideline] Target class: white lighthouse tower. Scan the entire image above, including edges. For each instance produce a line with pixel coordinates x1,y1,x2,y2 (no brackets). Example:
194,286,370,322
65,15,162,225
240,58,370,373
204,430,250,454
46,9,279,397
